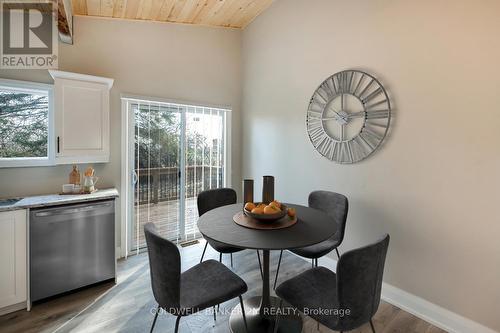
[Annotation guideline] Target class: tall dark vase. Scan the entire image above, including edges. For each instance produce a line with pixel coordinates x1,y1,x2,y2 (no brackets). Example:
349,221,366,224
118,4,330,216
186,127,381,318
242,179,254,206
262,176,275,204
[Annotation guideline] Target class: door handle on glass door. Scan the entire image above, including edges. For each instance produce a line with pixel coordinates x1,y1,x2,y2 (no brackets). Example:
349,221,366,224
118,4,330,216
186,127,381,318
132,170,138,185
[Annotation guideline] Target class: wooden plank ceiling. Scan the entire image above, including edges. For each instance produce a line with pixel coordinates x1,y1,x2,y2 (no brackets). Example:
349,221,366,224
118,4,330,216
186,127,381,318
71,0,273,28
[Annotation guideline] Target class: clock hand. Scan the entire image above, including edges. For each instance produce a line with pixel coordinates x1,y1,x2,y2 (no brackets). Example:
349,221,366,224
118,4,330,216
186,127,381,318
323,114,349,122
347,111,366,119
324,107,349,122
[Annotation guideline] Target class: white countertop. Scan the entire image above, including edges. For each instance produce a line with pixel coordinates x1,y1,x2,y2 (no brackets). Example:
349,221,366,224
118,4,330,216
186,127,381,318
0,188,119,212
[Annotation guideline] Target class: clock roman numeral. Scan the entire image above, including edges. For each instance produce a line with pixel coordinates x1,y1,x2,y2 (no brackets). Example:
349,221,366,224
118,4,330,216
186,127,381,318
329,141,337,160
365,109,390,119
353,73,365,96
307,112,322,121
308,126,323,138
307,121,322,131
358,78,375,100
335,72,347,93
336,141,344,161
311,91,328,107
316,87,330,102
347,71,354,93
359,131,376,150
362,127,383,144
313,134,328,148
352,137,368,160
339,72,352,93
310,128,326,143
347,141,354,163
319,82,335,100
362,87,383,104
365,98,388,110
317,137,333,156
309,99,326,113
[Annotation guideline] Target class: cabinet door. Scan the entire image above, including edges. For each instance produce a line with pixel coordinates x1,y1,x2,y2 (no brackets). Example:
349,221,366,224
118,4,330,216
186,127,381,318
0,210,27,308
54,78,110,164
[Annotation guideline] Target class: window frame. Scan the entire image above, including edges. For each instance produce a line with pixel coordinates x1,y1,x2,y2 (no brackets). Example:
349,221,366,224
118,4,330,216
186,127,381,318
120,94,232,257
0,78,55,168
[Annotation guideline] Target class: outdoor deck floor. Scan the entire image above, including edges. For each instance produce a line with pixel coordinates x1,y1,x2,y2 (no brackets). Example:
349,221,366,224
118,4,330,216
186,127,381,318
133,197,199,249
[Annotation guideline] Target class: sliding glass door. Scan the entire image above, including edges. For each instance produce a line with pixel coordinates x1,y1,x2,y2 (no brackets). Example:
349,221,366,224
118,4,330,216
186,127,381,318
184,106,226,240
124,98,229,253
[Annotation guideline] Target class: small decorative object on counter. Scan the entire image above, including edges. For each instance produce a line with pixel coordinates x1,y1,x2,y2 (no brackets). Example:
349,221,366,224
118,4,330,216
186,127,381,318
82,166,99,194
69,165,81,185
262,175,275,204
242,179,254,209
62,184,74,194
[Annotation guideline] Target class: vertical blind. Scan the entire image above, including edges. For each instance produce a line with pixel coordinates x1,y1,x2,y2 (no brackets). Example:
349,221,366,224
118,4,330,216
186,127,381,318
128,98,228,252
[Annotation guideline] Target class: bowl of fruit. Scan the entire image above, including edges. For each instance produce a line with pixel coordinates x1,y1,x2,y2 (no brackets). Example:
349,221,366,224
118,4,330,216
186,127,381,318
243,200,288,222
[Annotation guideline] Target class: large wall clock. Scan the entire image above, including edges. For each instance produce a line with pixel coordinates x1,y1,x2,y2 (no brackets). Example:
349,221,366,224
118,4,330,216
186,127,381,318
306,70,391,164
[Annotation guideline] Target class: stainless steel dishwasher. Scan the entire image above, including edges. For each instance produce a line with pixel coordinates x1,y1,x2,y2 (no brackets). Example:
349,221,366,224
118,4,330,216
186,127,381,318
30,200,115,302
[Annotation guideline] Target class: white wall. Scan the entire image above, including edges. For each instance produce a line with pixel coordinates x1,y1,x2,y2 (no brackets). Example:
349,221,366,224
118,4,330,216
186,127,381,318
0,16,242,249
242,0,500,331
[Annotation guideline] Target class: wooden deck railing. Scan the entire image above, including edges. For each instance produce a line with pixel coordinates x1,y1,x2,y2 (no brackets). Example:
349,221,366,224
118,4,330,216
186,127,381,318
134,166,224,205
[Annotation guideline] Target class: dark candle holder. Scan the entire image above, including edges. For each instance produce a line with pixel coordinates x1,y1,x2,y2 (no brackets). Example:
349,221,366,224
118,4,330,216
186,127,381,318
262,175,275,204
243,179,254,206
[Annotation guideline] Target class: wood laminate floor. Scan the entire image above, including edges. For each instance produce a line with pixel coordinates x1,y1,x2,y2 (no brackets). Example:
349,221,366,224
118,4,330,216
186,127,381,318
0,240,447,333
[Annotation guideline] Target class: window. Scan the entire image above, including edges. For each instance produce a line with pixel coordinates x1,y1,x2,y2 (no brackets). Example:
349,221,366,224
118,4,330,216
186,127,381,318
0,79,54,167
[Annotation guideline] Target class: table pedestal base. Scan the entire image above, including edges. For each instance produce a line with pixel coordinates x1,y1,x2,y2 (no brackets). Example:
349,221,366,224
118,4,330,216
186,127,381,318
229,296,302,333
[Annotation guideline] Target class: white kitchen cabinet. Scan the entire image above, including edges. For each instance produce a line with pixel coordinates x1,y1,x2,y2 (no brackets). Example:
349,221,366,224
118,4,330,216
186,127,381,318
0,210,27,311
49,70,114,164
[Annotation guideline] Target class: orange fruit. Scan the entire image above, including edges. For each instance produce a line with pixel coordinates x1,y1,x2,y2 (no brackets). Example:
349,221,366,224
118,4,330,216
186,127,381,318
287,207,296,218
257,203,266,208
264,205,279,214
244,202,256,211
251,207,264,214
269,200,281,209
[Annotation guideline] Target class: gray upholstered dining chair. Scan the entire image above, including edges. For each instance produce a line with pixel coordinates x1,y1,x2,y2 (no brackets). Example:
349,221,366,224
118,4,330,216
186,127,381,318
198,188,263,277
274,234,390,333
198,188,241,265
144,222,249,333
273,190,348,289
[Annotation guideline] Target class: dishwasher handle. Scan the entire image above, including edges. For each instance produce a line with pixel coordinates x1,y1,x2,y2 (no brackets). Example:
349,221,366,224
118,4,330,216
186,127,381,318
34,202,113,217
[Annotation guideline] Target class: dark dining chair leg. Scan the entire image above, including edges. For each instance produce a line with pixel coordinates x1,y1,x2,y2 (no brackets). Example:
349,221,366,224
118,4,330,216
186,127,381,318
315,258,318,267
370,319,376,333
311,259,314,268
273,250,283,290
200,241,208,263
231,253,234,268
219,252,222,263
150,305,160,333
273,298,283,333
257,251,263,280
335,247,340,259
174,316,181,333
239,295,248,333
213,306,216,321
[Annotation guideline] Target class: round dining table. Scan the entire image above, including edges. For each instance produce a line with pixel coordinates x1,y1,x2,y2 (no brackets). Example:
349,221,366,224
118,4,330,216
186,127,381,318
197,203,337,333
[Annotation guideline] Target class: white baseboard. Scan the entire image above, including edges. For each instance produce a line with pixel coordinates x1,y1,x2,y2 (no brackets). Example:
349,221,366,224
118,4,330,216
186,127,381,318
295,253,499,333
0,301,26,316
381,283,497,333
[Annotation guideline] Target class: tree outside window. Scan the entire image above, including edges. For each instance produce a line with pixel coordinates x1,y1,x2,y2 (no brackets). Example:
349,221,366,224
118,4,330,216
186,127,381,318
0,88,49,159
